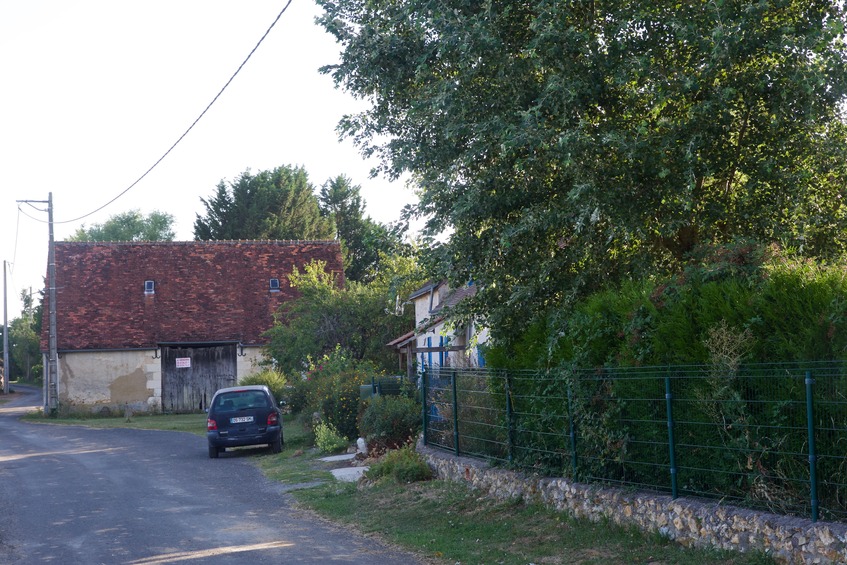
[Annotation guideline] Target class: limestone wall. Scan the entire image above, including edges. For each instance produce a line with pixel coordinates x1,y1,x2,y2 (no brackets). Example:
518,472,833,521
418,442,847,564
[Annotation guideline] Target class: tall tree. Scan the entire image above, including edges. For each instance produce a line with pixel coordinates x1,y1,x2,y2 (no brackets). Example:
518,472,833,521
194,165,334,241
68,210,175,241
317,0,847,335
8,289,42,382
319,175,407,282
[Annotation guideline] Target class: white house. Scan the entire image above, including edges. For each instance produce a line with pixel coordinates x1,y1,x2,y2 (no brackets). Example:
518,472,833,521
388,280,489,379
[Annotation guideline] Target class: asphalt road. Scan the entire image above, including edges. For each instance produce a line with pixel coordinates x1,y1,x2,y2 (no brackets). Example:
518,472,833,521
0,386,425,564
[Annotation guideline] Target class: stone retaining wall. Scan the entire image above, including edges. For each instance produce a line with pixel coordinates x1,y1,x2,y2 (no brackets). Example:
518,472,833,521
417,441,847,564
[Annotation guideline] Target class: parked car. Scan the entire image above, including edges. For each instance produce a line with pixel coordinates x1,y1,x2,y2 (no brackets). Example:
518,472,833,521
206,385,283,458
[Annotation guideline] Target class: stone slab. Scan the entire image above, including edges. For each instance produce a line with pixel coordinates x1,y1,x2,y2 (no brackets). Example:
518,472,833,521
319,453,357,463
331,466,368,483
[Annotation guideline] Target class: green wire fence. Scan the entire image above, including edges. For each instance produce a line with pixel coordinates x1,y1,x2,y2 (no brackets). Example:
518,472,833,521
421,362,847,522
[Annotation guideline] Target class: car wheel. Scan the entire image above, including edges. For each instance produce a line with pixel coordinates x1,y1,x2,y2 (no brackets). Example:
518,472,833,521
208,444,220,459
270,435,282,454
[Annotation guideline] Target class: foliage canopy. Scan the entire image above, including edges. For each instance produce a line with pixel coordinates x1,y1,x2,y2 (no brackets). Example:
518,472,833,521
318,175,408,282
318,0,847,335
193,165,334,241
264,254,425,373
68,210,175,242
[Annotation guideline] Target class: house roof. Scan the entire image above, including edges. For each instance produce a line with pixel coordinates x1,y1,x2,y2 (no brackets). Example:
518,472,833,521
386,330,416,349
41,240,344,351
408,281,438,301
387,281,479,345
429,283,477,316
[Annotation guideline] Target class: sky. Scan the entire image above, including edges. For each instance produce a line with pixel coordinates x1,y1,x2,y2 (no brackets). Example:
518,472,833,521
0,1,416,320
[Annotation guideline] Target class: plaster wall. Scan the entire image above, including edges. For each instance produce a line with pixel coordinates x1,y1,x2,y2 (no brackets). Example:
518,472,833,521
57,350,161,414
236,347,265,379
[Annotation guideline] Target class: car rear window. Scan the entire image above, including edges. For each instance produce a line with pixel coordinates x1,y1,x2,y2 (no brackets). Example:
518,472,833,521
213,390,271,411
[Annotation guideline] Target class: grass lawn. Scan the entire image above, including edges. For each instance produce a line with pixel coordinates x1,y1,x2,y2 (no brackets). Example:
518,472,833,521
26,410,776,565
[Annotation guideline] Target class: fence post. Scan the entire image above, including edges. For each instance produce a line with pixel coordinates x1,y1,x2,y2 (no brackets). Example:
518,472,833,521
452,369,460,456
504,371,514,464
421,367,428,446
665,376,678,500
567,381,578,482
805,370,819,523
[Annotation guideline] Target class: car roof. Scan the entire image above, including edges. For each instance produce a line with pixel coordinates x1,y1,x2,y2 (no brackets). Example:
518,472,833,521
212,385,270,398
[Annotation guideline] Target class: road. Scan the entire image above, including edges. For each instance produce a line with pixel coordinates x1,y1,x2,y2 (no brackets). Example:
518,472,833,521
0,386,425,564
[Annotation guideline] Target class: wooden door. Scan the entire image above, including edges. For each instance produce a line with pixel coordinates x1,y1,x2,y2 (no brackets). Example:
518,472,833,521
161,345,237,413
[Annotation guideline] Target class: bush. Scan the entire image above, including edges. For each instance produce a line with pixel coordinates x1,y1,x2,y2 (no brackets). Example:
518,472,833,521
239,369,288,404
365,446,432,483
358,395,421,450
284,377,310,415
304,346,376,440
488,242,847,368
314,421,348,453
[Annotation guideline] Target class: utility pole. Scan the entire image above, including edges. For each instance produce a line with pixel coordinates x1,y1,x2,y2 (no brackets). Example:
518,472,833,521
3,260,9,395
47,193,57,412
17,194,57,413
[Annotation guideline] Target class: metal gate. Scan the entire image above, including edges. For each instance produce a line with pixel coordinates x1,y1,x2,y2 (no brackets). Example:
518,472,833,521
161,344,237,413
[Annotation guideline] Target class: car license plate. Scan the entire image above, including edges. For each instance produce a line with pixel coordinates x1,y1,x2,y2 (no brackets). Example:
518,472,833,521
230,416,254,424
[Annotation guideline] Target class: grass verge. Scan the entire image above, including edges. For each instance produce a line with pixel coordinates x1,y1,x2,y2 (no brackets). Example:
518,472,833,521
27,411,776,564
21,410,209,435
294,479,775,565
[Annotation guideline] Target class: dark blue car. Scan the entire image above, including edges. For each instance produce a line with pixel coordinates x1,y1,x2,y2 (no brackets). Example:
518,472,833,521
206,385,283,458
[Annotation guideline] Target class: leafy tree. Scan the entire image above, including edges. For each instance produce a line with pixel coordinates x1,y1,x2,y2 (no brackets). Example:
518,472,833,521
265,253,424,373
319,175,407,282
194,165,334,241
317,0,847,336
6,290,43,382
68,210,175,242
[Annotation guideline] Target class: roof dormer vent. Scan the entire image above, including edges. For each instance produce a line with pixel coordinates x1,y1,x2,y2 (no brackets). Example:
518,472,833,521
144,280,155,295
269,278,280,292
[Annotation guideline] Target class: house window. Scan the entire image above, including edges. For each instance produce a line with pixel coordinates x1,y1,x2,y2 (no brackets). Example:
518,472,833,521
269,278,281,292
144,280,155,294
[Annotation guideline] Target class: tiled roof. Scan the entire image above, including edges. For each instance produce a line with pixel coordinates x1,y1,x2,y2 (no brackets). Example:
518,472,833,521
41,241,344,351
430,283,477,315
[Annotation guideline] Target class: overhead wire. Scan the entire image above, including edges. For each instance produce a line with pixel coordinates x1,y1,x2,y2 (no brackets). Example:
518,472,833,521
26,0,293,226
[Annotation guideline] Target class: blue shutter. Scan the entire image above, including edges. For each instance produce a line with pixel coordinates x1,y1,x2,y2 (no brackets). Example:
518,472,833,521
438,336,444,366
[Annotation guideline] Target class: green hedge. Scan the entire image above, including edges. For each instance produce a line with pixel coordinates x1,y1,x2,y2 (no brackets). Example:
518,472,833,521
487,243,847,368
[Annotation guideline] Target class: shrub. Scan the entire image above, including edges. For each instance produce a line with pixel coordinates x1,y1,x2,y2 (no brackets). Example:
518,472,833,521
314,421,348,453
359,395,421,450
284,377,310,415
239,369,288,404
304,346,375,440
365,446,432,483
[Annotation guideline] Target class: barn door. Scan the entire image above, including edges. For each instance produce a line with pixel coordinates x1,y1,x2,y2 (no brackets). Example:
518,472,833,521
161,345,237,413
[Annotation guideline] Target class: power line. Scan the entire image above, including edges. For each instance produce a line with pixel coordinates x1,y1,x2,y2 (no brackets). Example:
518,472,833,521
28,1,293,226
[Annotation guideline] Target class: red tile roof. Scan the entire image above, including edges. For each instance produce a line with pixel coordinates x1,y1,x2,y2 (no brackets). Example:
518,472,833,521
41,241,344,351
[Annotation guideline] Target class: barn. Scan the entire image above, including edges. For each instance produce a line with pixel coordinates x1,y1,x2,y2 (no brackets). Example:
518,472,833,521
40,240,343,414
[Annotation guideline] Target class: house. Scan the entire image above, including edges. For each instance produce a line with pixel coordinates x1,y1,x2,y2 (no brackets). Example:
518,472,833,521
388,280,489,380
40,240,343,414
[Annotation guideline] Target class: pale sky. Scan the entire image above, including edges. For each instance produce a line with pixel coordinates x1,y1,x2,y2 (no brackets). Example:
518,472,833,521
0,1,416,320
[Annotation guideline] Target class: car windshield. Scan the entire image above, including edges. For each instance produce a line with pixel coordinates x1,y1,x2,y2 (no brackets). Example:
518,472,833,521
213,391,270,412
